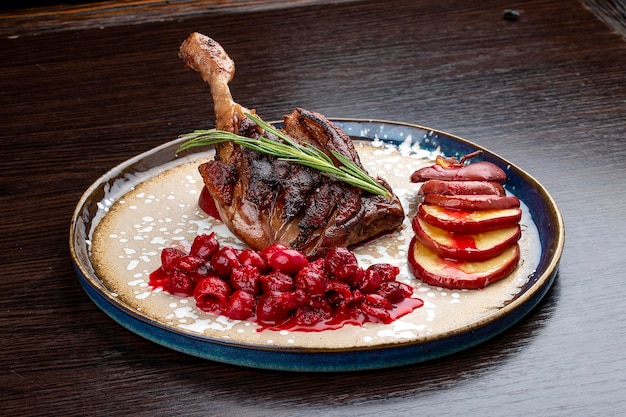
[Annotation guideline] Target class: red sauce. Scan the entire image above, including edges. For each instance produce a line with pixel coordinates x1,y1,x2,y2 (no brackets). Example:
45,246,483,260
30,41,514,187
148,267,169,289
449,233,477,250
257,297,424,333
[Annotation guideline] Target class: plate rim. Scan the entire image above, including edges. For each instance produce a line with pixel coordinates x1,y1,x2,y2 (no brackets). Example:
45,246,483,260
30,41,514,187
69,118,564,368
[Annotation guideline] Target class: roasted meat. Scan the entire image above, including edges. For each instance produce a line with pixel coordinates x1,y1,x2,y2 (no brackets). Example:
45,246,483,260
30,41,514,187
179,33,404,258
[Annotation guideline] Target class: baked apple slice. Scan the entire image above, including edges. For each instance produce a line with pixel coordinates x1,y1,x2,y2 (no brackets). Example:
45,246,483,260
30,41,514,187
410,160,507,183
417,204,522,233
419,180,505,196
423,194,520,211
407,238,520,290
412,216,521,261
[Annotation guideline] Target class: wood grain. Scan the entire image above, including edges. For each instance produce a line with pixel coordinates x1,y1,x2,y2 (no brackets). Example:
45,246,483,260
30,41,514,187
0,0,361,37
581,0,626,38
1,0,625,416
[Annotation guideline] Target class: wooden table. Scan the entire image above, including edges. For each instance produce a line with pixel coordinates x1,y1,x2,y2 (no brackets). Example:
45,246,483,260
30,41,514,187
2,1,625,415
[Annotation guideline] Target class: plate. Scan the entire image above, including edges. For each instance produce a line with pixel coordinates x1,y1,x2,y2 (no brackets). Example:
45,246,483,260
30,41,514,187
70,119,563,372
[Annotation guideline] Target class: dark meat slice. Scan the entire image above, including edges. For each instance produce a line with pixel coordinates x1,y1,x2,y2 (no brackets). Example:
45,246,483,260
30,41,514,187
179,33,405,258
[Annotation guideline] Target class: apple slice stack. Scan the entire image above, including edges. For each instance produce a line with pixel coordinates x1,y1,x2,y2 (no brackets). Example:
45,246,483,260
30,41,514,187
407,152,522,290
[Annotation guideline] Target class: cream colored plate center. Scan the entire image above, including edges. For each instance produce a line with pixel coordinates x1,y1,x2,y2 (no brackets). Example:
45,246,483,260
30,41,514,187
90,141,540,349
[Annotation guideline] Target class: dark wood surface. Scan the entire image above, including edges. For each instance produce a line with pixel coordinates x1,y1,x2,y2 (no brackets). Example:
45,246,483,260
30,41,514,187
2,1,625,415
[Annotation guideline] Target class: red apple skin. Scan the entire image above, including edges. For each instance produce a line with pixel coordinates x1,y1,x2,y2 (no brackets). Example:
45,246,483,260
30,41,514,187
424,194,521,211
407,238,520,290
412,216,521,261
410,161,507,183
198,185,222,220
417,204,522,234
419,180,505,196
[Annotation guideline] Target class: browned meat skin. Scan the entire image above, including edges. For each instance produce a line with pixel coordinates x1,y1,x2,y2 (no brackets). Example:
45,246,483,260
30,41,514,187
179,32,248,134
281,108,405,257
284,108,363,168
179,33,405,258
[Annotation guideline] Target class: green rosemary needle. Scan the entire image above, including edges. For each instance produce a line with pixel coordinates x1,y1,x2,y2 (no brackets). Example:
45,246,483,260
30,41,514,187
176,113,391,198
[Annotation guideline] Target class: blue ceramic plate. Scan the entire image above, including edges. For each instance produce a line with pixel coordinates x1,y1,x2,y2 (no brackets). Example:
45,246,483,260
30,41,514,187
70,119,563,372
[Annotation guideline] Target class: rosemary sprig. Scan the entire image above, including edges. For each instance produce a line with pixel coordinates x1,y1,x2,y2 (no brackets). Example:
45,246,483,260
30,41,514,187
176,113,391,198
